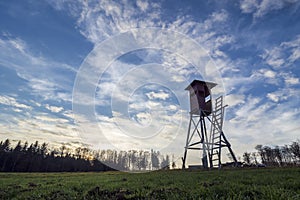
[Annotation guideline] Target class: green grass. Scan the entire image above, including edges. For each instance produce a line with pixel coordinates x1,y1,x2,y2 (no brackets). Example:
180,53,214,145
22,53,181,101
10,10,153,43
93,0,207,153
0,167,299,199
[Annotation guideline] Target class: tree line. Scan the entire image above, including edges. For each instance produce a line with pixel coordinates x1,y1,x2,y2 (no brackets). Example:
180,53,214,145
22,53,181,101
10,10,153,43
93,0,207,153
243,140,300,167
0,139,173,172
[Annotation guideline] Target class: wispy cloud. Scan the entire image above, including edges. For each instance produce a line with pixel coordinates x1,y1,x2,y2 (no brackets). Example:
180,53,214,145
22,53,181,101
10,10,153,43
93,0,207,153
0,36,76,102
239,0,300,18
0,95,32,110
45,104,64,113
261,35,300,70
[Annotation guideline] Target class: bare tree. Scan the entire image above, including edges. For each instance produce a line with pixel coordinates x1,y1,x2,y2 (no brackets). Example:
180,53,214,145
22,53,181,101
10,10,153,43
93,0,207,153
243,152,251,165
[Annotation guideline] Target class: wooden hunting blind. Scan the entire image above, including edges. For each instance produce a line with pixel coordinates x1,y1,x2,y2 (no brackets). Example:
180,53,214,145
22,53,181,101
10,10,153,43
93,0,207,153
185,80,217,115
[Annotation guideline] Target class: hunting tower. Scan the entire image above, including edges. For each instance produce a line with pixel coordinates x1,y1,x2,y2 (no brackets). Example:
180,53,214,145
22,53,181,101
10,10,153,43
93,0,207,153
182,80,237,169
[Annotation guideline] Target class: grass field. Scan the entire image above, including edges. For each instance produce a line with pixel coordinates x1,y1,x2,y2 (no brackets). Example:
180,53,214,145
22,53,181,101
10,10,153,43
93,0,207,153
0,167,299,200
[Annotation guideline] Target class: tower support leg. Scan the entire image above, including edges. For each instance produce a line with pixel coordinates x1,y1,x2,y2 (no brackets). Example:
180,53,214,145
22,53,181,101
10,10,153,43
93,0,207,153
221,132,238,164
200,115,208,169
182,114,192,169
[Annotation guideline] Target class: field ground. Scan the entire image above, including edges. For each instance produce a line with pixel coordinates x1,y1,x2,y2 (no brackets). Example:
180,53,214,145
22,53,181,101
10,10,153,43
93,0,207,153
0,167,299,200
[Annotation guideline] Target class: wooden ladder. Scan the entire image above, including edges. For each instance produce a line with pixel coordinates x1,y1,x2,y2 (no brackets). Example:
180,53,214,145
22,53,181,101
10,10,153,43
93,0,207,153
210,96,224,168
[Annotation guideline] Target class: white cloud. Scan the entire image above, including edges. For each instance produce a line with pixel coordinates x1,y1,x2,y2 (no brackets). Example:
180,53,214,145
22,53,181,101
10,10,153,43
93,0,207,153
267,93,279,102
285,76,299,85
136,0,149,12
240,0,259,13
0,95,31,110
234,96,261,121
63,0,162,43
225,90,300,152
281,35,300,63
168,104,178,111
7,37,27,53
212,9,229,22
261,34,300,68
250,68,280,85
198,9,229,31
277,72,300,86
239,0,300,18
45,104,64,113
225,94,246,107
289,48,300,63
261,47,285,68
35,114,69,123
267,87,299,103
146,91,170,100
254,68,276,78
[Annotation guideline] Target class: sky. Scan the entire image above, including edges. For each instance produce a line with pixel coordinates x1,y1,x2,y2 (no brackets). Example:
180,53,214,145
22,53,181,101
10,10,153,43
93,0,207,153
0,0,300,167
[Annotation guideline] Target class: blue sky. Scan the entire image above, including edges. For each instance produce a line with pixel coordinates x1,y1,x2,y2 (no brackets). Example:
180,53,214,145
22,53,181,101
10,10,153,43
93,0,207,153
0,0,300,165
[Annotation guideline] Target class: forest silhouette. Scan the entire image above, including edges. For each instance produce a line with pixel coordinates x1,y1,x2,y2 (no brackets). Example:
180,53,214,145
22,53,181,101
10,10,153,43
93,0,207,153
1,138,299,172
0,139,172,172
